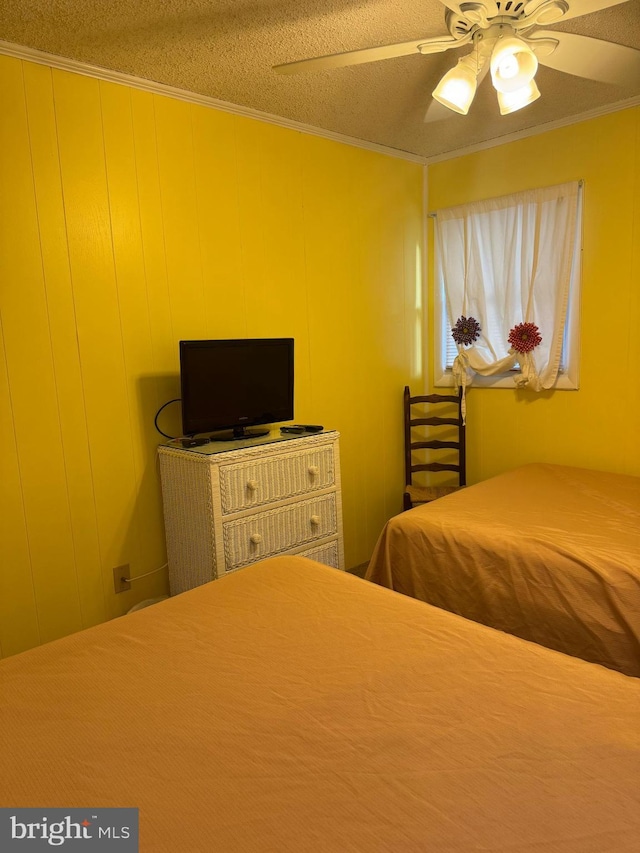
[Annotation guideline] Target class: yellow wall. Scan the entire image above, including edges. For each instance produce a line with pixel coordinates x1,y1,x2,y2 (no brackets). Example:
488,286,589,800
4,50,636,659
427,108,640,483
0,54,424,657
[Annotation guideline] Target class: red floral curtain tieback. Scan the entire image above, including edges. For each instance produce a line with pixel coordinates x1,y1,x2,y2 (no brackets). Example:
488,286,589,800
508,321,543,389
508,322,542,354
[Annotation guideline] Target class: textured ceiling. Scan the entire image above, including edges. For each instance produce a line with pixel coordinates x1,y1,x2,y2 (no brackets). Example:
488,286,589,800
1,0,639,159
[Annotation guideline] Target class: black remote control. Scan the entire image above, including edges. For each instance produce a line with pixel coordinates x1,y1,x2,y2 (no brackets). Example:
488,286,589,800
280,425,324,434
179,437,211,447
280,424,324,433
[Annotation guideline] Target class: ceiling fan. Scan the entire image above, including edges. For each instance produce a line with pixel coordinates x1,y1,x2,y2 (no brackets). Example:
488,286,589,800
273,0,640,118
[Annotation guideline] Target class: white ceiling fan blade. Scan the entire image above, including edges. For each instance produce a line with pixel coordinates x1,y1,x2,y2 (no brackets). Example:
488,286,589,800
273,35,458,74
536,30,640,86
524,0,630,23
436,0,466,14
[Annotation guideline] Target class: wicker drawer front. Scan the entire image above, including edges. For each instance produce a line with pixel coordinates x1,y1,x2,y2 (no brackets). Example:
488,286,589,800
297,540,340,569
218,445,335,514
223,493,337,569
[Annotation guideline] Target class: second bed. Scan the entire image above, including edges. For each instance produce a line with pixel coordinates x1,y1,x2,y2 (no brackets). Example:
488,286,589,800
366,463,640,676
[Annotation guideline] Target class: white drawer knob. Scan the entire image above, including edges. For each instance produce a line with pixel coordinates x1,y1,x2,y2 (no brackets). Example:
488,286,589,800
308,465,319,476
310,515,321,526
250,533,263,545
247,479,259,491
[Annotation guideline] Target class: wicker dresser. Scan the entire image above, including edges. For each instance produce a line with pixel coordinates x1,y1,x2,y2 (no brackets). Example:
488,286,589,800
158,430,345,594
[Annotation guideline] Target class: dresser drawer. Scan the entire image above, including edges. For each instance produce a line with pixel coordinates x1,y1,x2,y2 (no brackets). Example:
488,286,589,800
223,493,337,569
297,540,341,569
218,444,336,514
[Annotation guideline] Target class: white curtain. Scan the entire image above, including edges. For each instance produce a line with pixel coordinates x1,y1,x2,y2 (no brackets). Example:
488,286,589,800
435,181,581,401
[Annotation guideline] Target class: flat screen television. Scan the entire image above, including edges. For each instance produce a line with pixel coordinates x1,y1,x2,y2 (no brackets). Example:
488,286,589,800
179,338,294,441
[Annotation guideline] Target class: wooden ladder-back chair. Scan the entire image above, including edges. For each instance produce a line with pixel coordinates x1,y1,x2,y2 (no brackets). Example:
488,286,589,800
403,385,466,511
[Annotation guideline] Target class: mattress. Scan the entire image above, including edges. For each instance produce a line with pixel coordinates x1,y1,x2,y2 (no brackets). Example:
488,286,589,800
2,555,640,852
367,463,640,677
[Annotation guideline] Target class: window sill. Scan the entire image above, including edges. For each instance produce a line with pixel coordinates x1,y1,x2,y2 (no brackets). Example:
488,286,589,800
434,368,579,390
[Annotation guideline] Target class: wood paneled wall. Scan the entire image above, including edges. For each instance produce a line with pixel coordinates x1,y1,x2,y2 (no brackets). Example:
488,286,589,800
0,55,424,657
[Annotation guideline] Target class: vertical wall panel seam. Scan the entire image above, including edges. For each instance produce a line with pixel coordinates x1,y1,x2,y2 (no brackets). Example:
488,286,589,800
24,63,85,625
230,116,249,335
0,314,31,655
98,81,145,589
51,69,106,625
299,135,314,414
188,104,209,331
148,89,175,412
151,94,173,367
2,61,40,647
149,92,175,459
130,93,162,422
152,94,177,350
52,71,108,613
256,122,267,333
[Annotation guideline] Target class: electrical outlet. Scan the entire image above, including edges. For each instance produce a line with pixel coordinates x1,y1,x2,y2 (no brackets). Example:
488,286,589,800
113,564,131,594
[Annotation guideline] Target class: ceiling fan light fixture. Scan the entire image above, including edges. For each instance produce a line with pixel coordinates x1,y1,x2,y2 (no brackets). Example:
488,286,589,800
490,37,538,94
497,79,541,115
432,59,478,116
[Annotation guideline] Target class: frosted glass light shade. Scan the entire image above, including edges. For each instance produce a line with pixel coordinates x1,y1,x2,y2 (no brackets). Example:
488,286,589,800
490,37,538,94
432,61,478,115
497,79,541,115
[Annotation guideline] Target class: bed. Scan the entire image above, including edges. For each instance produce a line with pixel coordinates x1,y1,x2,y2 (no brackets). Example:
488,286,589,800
366,462,640,677
2,554,640,851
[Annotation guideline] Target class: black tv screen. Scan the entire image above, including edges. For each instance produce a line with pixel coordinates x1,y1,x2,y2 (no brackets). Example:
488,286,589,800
179,338,294,440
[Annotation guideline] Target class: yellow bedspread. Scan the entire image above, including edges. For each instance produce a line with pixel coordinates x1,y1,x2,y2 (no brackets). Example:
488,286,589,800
367,463,640,676
2,555,640,851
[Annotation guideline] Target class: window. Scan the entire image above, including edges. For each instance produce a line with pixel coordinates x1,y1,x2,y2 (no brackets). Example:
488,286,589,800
433,182,582,391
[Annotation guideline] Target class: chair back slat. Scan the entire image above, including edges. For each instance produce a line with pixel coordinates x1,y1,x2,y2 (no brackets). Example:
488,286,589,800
410,417,459,427
411,462,461,474
403,385,466,510
410,393,459,404
411,440,460,450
